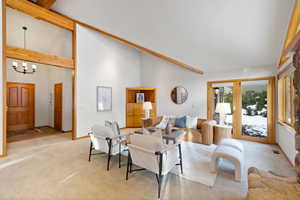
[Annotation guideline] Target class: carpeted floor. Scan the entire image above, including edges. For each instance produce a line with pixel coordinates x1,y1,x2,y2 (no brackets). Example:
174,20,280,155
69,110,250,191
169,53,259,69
0,130,296,200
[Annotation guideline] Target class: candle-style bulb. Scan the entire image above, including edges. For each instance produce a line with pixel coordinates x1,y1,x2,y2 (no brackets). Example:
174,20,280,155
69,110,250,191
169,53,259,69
12,62,18,67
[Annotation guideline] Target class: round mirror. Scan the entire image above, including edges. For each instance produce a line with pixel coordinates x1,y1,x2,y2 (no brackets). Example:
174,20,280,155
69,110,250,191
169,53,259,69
171,86,188,104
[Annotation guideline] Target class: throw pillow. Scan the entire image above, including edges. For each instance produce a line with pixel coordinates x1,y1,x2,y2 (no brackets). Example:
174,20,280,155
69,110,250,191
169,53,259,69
167,117,177,127
156,116,169,129
186,116,198,129
175,116,187,128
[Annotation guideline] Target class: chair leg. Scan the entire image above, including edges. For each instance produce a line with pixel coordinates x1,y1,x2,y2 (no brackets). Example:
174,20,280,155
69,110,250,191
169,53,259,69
158,153,163,199
158,174,163,199
126,152,131,180
107,139,112,171
88,141,93,162
178,143,183,174
119,143,121,168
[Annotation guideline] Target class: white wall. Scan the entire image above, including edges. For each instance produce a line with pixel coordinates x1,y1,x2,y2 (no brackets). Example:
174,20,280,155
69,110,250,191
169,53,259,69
141,53,276,118
277,124,296,166
48,67,73,131
7,59,50,127
53,0,293,73
7,58,72,131
7,8,72,58
76,25,141,137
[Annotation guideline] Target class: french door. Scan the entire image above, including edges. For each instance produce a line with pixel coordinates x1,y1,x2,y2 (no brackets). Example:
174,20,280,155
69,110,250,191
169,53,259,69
208,77,275,144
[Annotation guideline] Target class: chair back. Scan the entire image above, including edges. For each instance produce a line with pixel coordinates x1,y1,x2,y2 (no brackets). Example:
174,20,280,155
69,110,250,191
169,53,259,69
105,121,120,136
128,134,165,173
90,125,114,150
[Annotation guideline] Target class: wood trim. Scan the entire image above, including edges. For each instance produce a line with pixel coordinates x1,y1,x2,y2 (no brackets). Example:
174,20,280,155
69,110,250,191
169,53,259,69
232,81,241,139
51,11,204,75
34,125,51,129
6,0,74,31
2,0,7,157
36,0,56,9
207,77,276,144
72,23,77,140
62,130,72,133
207,82,213,120
268,77,276,144
280,0,300,64
6,0,203,74
6,46,74,68
207,76,275,84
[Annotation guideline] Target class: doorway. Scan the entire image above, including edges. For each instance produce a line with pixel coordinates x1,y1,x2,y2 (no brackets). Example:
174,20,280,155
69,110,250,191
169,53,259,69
208,77,275,144
54,83,63,131
7,82,35,131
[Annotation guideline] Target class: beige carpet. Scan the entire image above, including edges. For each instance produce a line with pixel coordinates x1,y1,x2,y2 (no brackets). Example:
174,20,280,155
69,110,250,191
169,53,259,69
171,142,217,186
0,132,296,200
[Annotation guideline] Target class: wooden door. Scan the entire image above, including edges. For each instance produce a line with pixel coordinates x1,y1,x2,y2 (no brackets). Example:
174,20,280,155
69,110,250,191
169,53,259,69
7,82,35,131
54,83,63,131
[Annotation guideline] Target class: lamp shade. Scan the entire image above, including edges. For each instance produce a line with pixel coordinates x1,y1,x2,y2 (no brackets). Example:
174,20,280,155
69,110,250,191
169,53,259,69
143,102,152,110
215,103,231,114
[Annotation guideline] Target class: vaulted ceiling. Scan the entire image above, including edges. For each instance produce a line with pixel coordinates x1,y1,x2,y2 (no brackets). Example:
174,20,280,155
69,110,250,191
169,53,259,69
52,0,294,73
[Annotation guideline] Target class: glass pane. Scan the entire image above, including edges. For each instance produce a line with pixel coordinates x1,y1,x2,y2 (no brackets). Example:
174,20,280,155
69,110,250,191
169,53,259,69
212,82,233,125
241,80,268,138
285,76,292,124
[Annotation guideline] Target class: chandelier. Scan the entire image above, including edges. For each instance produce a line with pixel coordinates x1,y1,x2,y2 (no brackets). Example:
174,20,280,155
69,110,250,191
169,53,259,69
12,26,37,74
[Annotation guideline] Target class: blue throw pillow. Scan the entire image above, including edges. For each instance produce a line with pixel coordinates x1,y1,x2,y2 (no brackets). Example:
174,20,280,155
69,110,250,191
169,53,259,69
175,116,187,128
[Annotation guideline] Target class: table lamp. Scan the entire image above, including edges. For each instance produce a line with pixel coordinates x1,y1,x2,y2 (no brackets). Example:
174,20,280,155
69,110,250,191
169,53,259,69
215,102,231,125
143,102,152,119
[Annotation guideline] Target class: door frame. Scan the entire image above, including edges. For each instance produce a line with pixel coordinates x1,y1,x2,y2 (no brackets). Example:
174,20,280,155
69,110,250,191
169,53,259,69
6,82,35,132
207,76,275,144
54,83,63,131
1,2,78,157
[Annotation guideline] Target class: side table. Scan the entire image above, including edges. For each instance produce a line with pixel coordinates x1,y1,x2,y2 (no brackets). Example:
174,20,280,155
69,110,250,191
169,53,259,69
213,125,232,145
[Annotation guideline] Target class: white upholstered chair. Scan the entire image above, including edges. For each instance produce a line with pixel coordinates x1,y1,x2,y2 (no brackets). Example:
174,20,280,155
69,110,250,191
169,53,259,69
126,134,183,199
88,121,127,171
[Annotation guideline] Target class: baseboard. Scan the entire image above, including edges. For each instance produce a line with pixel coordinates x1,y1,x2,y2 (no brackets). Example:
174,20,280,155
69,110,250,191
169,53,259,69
34,126,51,129
74,135,89,140
278,145,295,167
62,130,73,133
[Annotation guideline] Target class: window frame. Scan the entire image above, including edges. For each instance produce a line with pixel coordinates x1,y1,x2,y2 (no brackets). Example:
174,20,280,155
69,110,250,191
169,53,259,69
278,72,295,128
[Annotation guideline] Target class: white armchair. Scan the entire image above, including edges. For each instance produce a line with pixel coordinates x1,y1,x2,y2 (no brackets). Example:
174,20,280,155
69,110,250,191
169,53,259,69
88,121,127,171
126,134,183,199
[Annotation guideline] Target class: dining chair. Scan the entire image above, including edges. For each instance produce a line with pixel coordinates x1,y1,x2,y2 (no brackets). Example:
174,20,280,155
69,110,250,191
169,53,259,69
88,121,127,171
126,134,183,199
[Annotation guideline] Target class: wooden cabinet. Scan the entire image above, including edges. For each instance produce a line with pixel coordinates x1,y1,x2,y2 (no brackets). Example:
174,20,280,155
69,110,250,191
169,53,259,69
126,88,156,128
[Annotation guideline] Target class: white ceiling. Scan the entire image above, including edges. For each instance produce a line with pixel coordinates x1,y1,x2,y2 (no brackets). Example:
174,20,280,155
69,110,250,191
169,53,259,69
52,0,294,73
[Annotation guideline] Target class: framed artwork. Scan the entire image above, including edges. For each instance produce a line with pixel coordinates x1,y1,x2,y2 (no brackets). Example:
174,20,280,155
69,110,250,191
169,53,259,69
136,93,145,103
97,86,112,112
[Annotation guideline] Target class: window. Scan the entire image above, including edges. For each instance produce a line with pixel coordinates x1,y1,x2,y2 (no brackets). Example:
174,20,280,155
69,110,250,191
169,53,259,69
278,72,295,126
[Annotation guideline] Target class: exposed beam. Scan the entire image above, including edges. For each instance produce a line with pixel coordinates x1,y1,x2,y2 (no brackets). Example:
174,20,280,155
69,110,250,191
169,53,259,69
6,46,75,69
67,20,204,75
36,0,56,9
279,0,300,67
6,0,74,31
7,0,204,74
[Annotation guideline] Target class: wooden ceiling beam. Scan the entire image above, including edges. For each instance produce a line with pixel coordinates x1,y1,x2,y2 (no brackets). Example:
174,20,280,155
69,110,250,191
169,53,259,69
6,0,204,74
70,20,204,75
279,0,300,67
6,46,75,69
36,0,56,9
6,0,74,31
